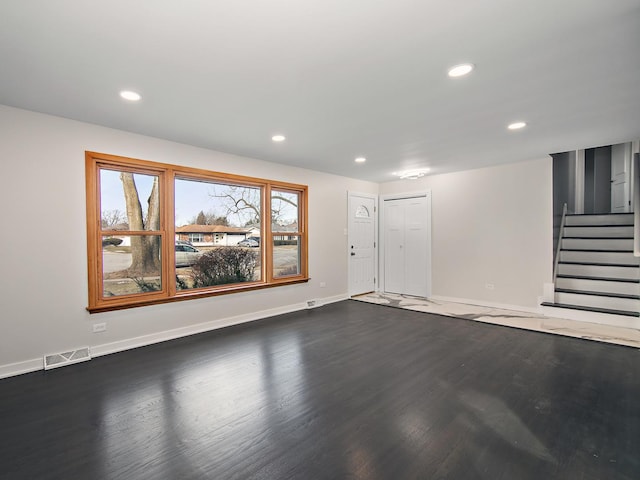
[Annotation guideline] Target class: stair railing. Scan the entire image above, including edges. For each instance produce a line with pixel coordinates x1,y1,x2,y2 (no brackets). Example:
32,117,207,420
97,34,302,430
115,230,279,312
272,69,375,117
634,153,640,257
553,203,568,283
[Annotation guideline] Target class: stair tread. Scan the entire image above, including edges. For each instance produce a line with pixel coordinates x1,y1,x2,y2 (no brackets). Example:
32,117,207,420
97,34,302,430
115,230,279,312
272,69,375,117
560,249,634,253
558,261,640,267
564,224,634,227
555,288,640,300
566,213,633,216
540,302,640,317
556,274,640,283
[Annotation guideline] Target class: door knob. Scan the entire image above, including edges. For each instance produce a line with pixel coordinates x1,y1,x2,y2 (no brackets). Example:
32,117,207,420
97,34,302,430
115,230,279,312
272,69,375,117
351,252,356,256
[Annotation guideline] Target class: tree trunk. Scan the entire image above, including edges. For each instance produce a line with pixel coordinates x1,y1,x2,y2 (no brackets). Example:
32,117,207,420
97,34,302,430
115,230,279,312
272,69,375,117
120,172,161,276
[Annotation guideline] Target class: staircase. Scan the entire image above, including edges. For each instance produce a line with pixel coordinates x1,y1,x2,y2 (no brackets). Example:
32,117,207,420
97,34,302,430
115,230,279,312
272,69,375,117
543,213,640,317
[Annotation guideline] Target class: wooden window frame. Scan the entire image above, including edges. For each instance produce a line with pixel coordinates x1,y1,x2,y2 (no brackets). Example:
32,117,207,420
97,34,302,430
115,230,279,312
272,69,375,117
270,187,306,279
86,151,309,313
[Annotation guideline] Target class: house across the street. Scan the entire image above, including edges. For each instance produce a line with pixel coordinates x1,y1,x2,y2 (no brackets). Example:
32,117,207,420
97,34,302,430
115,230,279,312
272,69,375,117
175,224,250,247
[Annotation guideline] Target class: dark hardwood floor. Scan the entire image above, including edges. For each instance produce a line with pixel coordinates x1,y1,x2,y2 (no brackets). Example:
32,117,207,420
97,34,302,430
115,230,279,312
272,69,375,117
1,300,638,479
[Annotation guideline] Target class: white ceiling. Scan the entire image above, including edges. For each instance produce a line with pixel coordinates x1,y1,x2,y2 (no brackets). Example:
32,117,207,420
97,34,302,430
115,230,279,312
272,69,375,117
1,0,639,182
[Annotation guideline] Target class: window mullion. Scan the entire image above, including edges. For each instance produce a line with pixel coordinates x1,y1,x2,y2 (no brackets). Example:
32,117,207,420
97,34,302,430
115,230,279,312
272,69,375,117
165,169,176,296
264,184,273,283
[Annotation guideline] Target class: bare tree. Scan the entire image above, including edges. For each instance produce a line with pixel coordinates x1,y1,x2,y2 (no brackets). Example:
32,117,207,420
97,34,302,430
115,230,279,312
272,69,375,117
189,210,230,226
270,192,298,228
210,214,230,226
195,210,207,225
101,209,127,229
210,185,261,226
210,185,297,227
120,172,161,275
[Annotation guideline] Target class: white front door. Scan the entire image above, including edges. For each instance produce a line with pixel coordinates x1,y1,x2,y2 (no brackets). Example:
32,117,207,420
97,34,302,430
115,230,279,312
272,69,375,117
383,194,430,297
611,142,631,213
348,193,376,296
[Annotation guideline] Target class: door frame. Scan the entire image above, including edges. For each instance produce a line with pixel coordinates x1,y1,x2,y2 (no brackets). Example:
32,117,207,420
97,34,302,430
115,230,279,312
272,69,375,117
574,143,635,214
380,190,432,298
611,142,633,213
347,191,379,296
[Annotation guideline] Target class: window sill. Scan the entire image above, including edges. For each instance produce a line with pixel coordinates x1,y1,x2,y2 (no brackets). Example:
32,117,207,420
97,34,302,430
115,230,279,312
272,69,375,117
87,277,310,313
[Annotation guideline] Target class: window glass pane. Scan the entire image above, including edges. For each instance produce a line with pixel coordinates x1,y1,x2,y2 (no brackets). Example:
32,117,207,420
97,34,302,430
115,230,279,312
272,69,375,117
273,237,300,278
187,233,203,243
102,235,162,296
100,169,160,231
174,178,262,289
271,190,299,232
355,205,370,218
175,178,261,234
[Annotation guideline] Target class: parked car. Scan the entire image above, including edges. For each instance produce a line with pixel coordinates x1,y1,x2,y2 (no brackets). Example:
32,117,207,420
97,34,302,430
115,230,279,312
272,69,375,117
175,239,193,247
238,238,259,248
175,244,202,267
102,237,123,247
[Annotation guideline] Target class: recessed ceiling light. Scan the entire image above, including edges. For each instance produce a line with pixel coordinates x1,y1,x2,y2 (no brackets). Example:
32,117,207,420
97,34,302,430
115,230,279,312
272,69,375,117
448,63,474,78
507,121,527,130
120,90,141,101
355,157,366,163
272,134,286,142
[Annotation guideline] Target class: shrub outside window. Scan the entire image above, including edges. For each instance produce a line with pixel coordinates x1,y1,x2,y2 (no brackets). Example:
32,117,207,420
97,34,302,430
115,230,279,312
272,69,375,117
86,152,308,312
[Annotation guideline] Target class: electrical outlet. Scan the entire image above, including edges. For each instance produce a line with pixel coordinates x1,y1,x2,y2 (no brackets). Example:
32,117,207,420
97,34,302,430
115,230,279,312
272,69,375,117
92,322,107,333
319,282,326,288
485,283,495,290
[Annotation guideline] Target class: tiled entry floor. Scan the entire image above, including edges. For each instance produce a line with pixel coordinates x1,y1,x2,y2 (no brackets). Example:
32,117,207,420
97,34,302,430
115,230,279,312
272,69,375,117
352,292,640,349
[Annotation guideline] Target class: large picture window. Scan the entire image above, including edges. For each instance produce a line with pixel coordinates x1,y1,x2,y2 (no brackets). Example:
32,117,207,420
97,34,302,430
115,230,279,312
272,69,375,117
86,152,308,312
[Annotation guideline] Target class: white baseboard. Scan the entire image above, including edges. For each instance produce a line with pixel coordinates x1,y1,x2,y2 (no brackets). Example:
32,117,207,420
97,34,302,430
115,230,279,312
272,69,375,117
0,293,349,380
0,358,43,380
429,295,541,315
91,293,348,358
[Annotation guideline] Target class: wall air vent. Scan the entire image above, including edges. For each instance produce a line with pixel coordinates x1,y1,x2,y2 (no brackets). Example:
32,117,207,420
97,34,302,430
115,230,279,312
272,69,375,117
44,347,91,370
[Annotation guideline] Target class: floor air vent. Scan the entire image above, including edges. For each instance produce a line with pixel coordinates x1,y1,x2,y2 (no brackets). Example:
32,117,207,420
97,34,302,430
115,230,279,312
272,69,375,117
44,347,91,370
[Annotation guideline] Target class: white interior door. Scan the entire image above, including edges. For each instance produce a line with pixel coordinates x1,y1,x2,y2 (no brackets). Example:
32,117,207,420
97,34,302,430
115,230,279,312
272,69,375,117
348,193,376,296
403,196,428,296
383,194,430,297
611,142,631,213
384,200,405,294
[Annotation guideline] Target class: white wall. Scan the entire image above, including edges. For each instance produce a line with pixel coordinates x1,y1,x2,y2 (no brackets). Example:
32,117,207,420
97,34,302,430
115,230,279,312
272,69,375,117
380,158,553,309
0,105,377,376
0,105,555,377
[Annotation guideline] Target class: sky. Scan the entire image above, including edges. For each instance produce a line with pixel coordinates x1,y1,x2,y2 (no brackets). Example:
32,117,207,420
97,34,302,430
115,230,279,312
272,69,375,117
100,170,297,228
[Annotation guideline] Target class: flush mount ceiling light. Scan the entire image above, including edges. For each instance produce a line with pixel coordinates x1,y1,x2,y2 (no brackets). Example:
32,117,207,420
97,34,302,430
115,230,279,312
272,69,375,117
271,134,286,142
393,168,431,180
120,90,141,101
355,157,366,163
447,63,474,78
507,121,527,130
